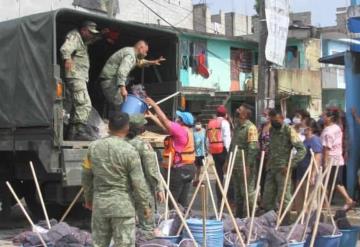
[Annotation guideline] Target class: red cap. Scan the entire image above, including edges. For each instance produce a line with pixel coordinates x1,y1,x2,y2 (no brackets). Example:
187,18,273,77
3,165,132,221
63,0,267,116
216,105,227,115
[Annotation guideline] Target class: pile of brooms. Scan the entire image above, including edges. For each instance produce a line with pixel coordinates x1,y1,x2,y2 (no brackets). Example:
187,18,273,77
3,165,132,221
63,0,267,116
6,143,344,247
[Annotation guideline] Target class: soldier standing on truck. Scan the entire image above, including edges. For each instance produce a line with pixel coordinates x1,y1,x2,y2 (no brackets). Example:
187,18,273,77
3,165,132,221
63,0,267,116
98,40,165,113
60,21,101,141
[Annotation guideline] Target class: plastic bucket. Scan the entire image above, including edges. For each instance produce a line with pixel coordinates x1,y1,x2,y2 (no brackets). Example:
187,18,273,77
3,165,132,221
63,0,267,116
247,240,265,247
288,241,306,247
315,233,342,247
155,235,181,244
184,219,224,247
120,94,148,115
340,227,360,247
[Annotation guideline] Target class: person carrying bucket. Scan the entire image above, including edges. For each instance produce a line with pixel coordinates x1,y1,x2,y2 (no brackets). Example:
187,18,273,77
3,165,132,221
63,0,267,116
145,97,196,208
98,40,166,113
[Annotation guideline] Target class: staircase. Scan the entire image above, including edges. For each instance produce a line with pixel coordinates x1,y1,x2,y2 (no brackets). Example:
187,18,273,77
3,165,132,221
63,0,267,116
197,92,230,126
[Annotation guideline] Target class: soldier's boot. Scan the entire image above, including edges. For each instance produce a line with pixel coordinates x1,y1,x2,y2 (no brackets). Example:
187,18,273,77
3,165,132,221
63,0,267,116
74,124,96,141
66,124,77,140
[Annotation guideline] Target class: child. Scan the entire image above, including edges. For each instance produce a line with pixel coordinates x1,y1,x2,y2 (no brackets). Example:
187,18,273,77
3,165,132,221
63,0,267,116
193,122,207,186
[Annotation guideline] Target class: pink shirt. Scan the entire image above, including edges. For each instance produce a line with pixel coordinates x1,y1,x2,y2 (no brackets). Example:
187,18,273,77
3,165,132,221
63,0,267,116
169,122,188,152
321,124,344,166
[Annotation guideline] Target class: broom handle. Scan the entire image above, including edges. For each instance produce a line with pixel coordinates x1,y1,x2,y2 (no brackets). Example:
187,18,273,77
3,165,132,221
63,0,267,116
277,160,313,228
60,187,84,222
247,151,265,245
6,182,48,247
29,161,51,229
211,164,246,247
165,153,172,220
276,152,293,227
241,149,250,219
176,159,210,235
205,170,218,219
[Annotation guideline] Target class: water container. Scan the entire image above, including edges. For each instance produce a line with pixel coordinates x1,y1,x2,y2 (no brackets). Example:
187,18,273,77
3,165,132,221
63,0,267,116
305,233,342,247
288,241,305,247
120,94,148,115
247,240,265,247
340,227,360,247
155,235,181,244
184,218,224,247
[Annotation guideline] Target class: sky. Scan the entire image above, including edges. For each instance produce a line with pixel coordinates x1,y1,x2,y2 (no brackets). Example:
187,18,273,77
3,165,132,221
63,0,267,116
199,0,351,27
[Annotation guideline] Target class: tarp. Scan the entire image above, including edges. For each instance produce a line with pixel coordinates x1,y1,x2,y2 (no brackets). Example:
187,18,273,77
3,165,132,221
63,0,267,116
0,12,55,128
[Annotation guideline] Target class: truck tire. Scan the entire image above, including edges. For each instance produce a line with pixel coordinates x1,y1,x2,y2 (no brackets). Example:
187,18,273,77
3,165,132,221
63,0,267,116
0,181,14,218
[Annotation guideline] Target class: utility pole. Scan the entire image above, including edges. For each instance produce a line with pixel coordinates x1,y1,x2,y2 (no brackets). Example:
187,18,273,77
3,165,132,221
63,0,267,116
256,0,268,124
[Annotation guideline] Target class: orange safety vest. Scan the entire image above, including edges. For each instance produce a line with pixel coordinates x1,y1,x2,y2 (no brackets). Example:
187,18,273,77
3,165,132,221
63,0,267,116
162,126,195,168
207,118,224,154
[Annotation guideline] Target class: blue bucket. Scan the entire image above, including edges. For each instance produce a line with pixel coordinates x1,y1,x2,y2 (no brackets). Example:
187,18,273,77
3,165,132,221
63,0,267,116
120,94,148,115
340,227,360,247
288,241,306,247
155,235,181,244
305,233,343,247
247,240,265,247
184,219,224,247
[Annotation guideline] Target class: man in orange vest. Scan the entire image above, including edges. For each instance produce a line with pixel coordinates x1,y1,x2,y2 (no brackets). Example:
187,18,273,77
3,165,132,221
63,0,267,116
207,105,232,206
145,97,195,207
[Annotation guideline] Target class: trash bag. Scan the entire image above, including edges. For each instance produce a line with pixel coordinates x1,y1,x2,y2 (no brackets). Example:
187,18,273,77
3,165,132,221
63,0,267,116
334,209,352,229
317,222,340,236
179,238,197,247
138,238,178,247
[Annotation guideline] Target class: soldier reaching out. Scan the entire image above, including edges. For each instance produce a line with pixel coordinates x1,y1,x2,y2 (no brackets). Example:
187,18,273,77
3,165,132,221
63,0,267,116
98,41,166,112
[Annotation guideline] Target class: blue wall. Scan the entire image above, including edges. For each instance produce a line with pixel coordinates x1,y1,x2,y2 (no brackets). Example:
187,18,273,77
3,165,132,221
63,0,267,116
322,39,349,57
345,52,360,197
352,0,360,6
179,35,255,92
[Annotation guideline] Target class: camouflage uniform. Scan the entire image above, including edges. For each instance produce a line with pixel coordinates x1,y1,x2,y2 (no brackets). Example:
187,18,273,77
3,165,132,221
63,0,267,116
230,120,259,218
127,115,163,239
82,136,151,247
99,47,139,110
263,124,306,211
60,29,92,125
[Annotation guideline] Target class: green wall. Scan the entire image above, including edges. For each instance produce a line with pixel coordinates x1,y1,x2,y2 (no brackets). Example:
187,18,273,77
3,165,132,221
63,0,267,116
179,34,256,92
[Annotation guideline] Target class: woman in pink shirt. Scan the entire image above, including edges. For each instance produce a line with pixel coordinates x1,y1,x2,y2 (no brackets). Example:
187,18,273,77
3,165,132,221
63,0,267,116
321,108,355,210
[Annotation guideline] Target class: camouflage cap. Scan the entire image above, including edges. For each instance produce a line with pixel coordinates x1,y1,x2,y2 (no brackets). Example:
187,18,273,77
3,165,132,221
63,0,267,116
82,21,99,34
129,114,148,127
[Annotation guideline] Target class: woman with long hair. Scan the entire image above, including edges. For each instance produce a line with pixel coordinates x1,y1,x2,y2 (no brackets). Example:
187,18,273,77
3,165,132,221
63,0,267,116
321,107,355,210
294,118,322,212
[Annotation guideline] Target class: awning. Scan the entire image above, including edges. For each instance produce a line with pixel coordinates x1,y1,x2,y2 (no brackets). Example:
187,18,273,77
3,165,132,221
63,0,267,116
318,52,345,65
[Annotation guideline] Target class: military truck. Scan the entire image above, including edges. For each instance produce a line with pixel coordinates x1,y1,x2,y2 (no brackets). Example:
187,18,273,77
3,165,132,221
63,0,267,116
0,9,178,216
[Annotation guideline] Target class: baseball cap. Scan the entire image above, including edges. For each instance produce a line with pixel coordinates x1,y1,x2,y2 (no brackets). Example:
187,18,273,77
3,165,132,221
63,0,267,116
216,105,227,115
82,21,99,34
176,111,194,126
129,114,147,127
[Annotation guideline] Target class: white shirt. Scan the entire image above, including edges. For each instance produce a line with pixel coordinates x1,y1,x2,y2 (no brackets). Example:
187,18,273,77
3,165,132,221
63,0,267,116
218,117,231,151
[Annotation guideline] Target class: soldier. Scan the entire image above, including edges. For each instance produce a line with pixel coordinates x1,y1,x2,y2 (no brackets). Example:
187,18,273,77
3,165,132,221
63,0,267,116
262,109,306,212
82,112,152,247
230,104,259,218
98,41,165,112
60,21,102,140
127,114,165,239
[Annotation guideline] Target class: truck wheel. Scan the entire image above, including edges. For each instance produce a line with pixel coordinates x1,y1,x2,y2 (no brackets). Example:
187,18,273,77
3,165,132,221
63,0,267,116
22,181,42,221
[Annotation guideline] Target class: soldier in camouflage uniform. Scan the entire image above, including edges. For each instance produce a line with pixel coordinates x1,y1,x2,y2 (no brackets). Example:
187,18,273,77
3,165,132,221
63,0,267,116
262,109,306,212
229,104,259,218
60,21,100,140
82,112,152,247
127,114,165,239
98,41,165,112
